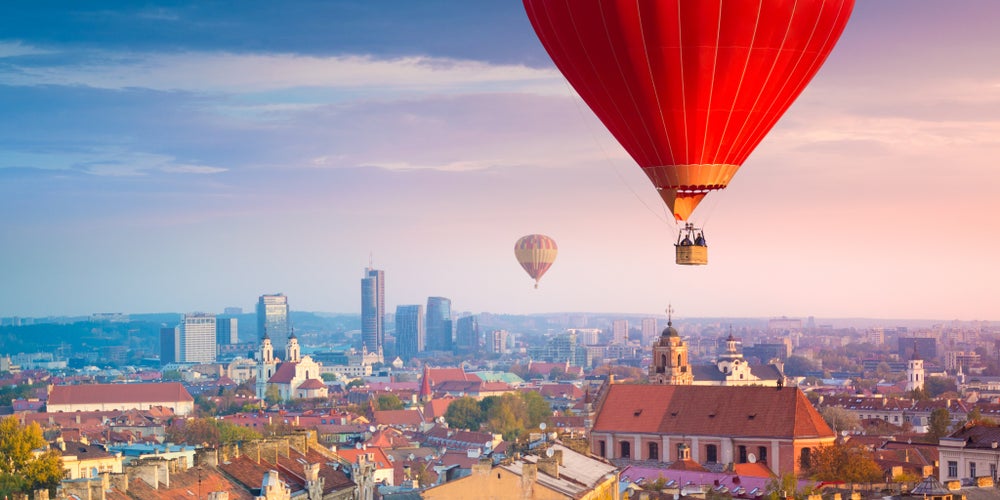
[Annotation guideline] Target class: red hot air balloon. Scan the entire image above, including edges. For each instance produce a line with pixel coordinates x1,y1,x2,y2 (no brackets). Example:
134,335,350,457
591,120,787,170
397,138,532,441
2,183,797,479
523,0,854,262
514,234,558,288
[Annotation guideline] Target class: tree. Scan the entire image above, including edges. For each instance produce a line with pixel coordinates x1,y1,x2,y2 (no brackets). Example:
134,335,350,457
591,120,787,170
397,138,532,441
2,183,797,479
925,377,958,398
482,393,528,441
927,408,952,441
765,473,813,500
377,394,404,411
805,442,882,483
964,407,996,426
783,355,818,377
522,391,552,429
820,406,859,434
444,397,484,430
0,416,63,498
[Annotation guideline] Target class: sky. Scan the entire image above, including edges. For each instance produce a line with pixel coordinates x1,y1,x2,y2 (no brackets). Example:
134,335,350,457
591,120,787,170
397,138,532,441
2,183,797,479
2,1,1000,321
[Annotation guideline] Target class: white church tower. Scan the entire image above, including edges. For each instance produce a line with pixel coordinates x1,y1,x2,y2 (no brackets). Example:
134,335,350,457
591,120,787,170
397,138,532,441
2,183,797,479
905,343,924,393
256,333,279,400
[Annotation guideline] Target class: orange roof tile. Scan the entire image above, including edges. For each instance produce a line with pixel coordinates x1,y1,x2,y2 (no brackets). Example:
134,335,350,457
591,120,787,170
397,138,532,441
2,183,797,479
48,383,193,405
593,385,833,439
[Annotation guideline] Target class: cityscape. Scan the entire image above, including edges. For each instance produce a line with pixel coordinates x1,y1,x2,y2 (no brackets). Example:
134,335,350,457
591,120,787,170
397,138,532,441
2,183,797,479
3,1,1000,500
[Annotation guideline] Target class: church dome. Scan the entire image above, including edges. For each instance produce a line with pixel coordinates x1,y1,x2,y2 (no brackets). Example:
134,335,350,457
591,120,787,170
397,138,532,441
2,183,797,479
661,321,679,338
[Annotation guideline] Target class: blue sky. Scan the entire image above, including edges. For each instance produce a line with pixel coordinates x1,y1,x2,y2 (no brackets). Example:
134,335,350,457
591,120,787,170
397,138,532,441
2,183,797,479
3,1,1000,321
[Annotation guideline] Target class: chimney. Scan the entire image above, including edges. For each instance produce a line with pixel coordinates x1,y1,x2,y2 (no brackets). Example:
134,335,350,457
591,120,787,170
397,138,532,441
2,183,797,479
521,463,537,496
537,456,559,479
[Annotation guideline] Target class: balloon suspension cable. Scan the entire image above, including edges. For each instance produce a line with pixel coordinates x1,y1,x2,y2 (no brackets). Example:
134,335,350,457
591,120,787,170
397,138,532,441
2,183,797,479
562,79,674,229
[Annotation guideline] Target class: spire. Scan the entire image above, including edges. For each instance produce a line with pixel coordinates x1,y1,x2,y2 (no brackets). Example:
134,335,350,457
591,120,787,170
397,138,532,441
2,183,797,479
419,365,432,402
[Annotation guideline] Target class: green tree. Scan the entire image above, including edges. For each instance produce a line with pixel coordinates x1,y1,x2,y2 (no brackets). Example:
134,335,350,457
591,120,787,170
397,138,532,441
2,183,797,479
805,443,882,483
444,397,484,430
765,473,813,500
783,355,818,377
217,421,262,444
0,416,63,498
321,373,339,382
482,393,529,441
964,407,996,426
522,390,552,429
264,385,281,405
927,408,952,440
377,394,405,411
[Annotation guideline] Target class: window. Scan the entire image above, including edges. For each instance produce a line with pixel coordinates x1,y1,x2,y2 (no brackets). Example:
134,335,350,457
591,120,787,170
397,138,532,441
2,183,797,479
800,448,812,470
620,441,631,459
599,441,606,458
948,461,958,478
990,463,996,480
706,444,718,463
648,442,659,461
970,462,977,479
758,446,768,464
738,446,747,463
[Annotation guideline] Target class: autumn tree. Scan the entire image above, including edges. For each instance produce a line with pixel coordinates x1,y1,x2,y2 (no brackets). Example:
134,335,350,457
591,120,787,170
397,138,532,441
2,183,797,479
805,442,883,483
765,473,814,500
820,406,860,434
0,416,63,498
165,418,262,446
522,390,551,429
925,377,958,398
444,397,484,430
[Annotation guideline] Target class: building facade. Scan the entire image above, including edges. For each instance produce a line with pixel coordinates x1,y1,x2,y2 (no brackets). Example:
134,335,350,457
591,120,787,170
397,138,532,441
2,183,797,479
361,267,385,356
257,293,290,339
395,304,425,361
425,296,452,351
216,316,238,345
180,312,216,364
160,326,180,366
455,315,480,353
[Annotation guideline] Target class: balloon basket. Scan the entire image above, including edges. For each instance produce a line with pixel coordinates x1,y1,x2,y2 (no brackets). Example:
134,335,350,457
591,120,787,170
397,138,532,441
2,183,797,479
675,245,708,265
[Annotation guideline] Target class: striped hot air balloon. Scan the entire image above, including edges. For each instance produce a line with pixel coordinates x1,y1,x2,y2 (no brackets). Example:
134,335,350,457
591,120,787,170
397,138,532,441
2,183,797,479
514,234,558,289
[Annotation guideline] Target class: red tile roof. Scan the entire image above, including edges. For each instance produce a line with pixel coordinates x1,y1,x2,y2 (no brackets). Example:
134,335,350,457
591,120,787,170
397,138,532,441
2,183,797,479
373,409,424,426
267,362,298,384
423,397,454,421
47,383,193,405
297,379,326,390
426,368,480,387
593,385,833,439
337,446,393,470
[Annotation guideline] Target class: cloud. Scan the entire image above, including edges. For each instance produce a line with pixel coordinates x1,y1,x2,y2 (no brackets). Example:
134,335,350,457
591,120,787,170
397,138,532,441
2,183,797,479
0,50,568,99
0,41,49,58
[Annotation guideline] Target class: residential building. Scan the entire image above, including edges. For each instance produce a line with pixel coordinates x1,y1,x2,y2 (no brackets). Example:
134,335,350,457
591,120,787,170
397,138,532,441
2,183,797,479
939,424,1000,485
612,319,628,344
395,304,425,361
426,296,453,352
55,438,123,480
361,267,385,358
180,312,216,363
490,330,509,354
641,317,658,345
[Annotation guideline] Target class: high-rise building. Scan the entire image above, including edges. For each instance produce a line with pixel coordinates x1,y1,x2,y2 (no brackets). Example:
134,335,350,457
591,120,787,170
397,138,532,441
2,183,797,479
395,305,424,361
361,267,385,355
257,294,290,339
641,318,658,345
425,296,452,352
180,312,216,364
490,330,509,354
455,315,480,353
223,307,243,316
216,317,238,345
160,326,180,366
612,319,629,344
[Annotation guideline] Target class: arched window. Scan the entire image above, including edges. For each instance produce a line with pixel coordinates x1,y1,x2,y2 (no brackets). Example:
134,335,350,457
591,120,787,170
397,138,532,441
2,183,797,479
677,354,682,366
800,448,812,469
648,442,659,461
620,441,631,459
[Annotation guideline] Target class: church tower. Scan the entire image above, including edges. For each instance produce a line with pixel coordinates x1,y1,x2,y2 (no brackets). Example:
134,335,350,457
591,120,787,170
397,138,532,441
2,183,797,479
286,330,301,363
649,306,693,385
905,342,924,392
256,333,279,400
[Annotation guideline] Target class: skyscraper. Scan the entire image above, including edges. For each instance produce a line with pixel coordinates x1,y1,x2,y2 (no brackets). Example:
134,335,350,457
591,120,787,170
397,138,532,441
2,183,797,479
180,312,216,364
425,296,452,352
216,317,238,345
257,294,290,339
641,317,658,345
612,319,629,344
455,315,480,353
395,305,424,361
160,326,180,366
361,267,385,355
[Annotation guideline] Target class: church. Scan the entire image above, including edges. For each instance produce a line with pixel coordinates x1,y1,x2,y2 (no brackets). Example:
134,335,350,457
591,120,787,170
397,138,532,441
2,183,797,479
590,318,835,477
255,332,328,401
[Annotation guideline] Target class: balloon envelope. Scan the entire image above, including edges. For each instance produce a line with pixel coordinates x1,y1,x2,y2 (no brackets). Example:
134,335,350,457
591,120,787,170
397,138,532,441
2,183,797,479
514,234,558,288
523,0,854,220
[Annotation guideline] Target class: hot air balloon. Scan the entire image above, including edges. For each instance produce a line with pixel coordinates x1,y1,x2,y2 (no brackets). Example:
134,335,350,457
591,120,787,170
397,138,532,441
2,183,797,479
523,0,854,265
514,234,558,288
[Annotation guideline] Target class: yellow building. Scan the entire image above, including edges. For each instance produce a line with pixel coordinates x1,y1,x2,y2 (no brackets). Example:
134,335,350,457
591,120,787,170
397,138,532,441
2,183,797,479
423,444,619,500
55,438,123,480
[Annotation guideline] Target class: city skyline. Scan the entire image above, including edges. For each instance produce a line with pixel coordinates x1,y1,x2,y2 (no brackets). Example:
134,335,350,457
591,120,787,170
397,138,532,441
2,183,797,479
3,2,1000,320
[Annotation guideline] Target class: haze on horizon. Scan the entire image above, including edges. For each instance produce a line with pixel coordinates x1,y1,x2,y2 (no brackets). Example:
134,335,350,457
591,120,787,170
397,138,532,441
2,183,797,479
2,2,999,321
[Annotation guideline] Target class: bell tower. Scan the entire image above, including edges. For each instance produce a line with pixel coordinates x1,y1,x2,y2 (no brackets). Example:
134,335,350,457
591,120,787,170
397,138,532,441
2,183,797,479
649,305,693,385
